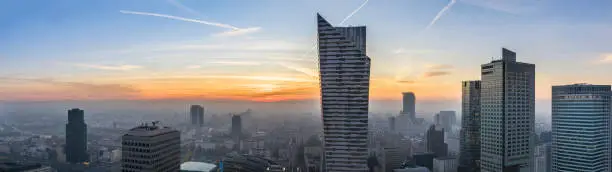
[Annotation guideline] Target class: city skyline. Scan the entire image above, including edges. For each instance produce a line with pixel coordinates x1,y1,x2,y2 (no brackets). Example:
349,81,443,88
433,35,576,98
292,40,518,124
2,0,612,103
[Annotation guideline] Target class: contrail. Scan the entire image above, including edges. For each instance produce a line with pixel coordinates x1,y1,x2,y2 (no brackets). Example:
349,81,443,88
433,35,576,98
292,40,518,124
119,10,239,30
425,0,457,30
167,0,205,17
340,0,370,25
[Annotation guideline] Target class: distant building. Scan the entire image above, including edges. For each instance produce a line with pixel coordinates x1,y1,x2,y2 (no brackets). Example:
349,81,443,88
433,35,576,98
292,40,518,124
551,84,611,172
318,13,371,171
458,81,481,172
432,157,457,172
121,122,181,172
384,147,405,172
393,167,430,172
180,162,216,172
402,92,416,119
0,162,55,172
216,152,285,172
304,146,322,172
426,125,447,158
434,111,455,132
65,108,88,163
412,152,435,171
480,48,535,171
389,116,396,132
190,105,204,127
232,115,242,144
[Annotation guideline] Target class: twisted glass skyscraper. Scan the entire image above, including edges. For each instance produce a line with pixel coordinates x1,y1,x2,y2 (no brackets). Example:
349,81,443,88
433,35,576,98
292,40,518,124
318,13,371,171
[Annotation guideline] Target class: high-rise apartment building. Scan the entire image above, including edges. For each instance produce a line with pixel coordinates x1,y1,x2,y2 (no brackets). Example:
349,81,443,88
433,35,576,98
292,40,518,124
231,115,242,139
318,13,371,171
121,122,180,172
480,48,535,171
402,92,416,119
459,80,481,172
551,84,611,172
427,125,448,158
190,105,204,126
66,108,88,163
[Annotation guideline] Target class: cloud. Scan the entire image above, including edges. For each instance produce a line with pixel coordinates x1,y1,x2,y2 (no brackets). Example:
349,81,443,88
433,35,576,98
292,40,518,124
461,0,541,14
0,77,140,100
425,64,454,70
340,0,370,25
596,54,612,64
397,80,416,84
209,61,261,66
186,65,201,69
214,27,262,37
72,63,142,71
425,0,457,30
277,62,318,78
423,71,451,77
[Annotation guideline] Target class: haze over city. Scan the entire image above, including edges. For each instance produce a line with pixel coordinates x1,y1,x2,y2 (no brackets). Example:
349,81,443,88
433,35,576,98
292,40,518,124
0,0,611,172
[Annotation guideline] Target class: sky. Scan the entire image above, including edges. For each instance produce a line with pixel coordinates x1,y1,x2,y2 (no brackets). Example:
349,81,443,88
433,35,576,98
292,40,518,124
1,0,612,103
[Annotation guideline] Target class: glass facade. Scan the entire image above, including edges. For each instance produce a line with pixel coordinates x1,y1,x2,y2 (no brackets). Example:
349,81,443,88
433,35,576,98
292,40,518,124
551,84,611,172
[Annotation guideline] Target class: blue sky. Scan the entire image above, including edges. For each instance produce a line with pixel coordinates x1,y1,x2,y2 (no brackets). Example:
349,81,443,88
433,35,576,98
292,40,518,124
1,0,611,102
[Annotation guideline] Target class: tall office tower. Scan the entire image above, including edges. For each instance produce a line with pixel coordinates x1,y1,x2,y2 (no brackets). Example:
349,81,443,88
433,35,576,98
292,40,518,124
318,13,371,171
427,125,448,158
122,122,180,172
190,105,204,126
551,84,611,172
232,115,242,139
66,108,88,163
480,48,535,171
435,111,456,132
402,92,416,119
459,81,481,172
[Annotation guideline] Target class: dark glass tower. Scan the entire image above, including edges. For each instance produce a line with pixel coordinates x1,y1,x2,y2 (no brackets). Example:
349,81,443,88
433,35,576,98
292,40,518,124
66,108,88,163
459,80,481,172
426,125,448,158
190,105,204,126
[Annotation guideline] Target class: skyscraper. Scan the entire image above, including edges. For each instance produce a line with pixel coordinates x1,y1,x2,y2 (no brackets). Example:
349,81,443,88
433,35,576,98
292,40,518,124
121,122,180,172
65,108,88,163
402,92,416,119
435,111,456,132
551,84,611,172
480,48,535,171
232,115,242,140
389,116,396,132
459,80,481,172
318,13,371,171
190,105,204,126
427,125,448,158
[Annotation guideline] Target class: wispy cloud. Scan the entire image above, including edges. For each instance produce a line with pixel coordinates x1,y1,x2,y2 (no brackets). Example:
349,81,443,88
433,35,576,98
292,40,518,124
209,61,261,66
425,64,454,70
214,27,262,37
423,71,451,77
595,53,612,64
277,62,318,77
340,0,370,25
186,65,201,69
72,63,143,71
0,77,140,100
425,0,457,30
397,80,416,84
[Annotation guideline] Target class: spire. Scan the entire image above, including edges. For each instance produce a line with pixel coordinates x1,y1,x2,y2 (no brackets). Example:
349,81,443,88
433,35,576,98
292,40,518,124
317,13,333,28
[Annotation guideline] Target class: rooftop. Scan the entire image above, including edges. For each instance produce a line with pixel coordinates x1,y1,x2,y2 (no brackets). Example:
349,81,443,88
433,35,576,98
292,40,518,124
180,162,216,172
124,122,178,137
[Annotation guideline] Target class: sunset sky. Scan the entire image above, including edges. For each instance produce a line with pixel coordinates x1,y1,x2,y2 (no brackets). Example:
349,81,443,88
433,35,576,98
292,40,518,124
2,0,611,102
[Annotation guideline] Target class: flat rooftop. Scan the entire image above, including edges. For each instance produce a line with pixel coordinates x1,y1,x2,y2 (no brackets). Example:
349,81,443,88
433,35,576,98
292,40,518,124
124,125,178,137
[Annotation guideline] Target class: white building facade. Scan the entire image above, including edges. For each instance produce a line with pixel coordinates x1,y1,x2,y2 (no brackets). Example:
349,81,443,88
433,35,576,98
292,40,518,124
433,157,458,172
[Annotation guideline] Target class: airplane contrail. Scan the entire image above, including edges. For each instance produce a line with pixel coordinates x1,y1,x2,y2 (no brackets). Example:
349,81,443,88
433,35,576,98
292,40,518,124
340,0,370,25
167,0,205,17
425,0,457,30
119,10,239,30
301,0,371,71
